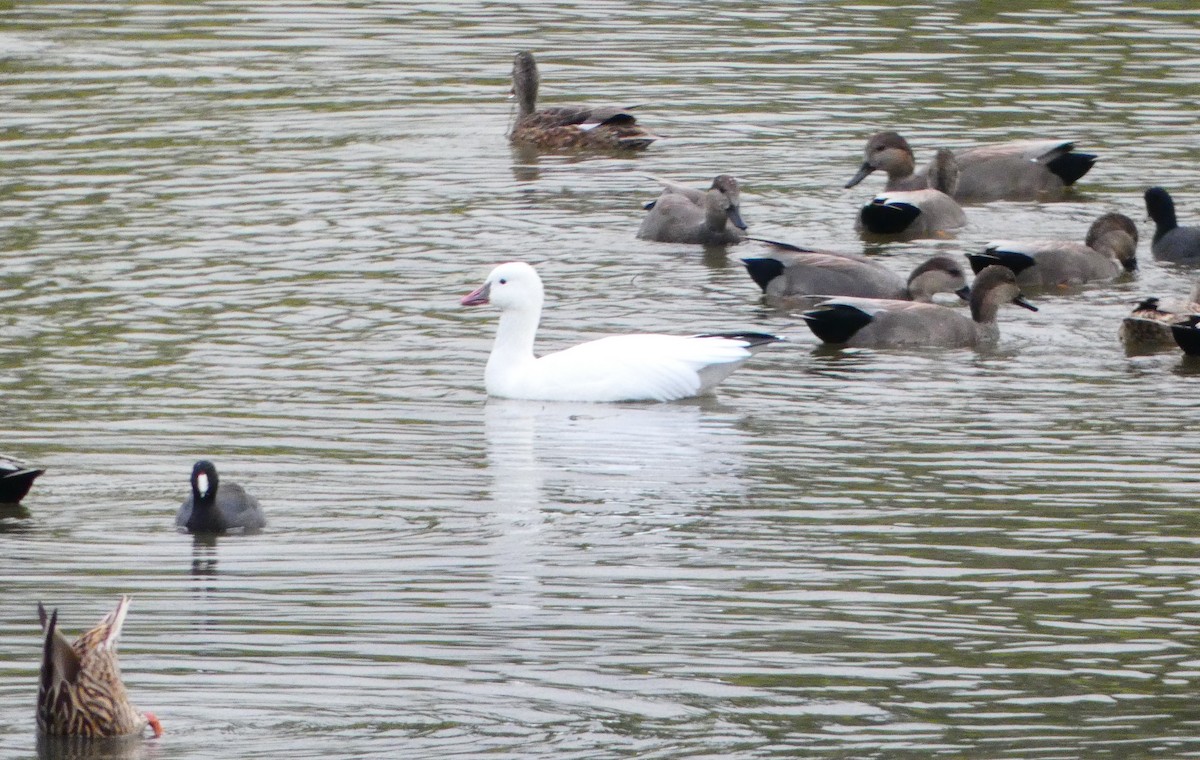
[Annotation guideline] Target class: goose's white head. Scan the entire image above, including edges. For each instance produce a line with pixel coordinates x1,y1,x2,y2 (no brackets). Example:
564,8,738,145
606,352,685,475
461,262,544,312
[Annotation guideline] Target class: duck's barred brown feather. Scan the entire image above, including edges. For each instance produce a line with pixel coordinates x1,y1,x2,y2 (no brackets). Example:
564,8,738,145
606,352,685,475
36,597,155,738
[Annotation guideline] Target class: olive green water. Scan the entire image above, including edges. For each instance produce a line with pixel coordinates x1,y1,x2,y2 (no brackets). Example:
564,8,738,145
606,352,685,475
2,2,1200,758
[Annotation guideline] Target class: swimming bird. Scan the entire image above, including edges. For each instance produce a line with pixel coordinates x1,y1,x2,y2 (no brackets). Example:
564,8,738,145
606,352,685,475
175,460,266,534
1144,187,1200,263
1119,283,1200,348
0,455,43,503
742,240,969,302
461,262,782,402
37,597,162,739
966,212,1138,289
846,131,1097,202
637,175,747,245
800,265,1036,348
855,148,967,239
508,51,657,151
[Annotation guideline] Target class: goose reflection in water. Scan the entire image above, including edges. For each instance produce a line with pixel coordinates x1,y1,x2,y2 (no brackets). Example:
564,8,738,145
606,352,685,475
481,399,751,616
483,399,750,516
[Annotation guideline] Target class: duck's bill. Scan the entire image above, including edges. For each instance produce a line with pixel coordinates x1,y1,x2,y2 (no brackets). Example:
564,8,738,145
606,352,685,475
954,286,971,301
461,282,491,306
844,162,876,189
1013,295,1038,312
145,712,164,738
727,206,748,231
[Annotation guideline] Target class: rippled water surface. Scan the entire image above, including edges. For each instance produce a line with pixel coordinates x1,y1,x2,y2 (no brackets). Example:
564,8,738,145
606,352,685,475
3,2,1200,758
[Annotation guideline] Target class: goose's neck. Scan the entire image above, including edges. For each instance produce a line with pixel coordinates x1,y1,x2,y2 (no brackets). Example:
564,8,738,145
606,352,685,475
486,305,541,384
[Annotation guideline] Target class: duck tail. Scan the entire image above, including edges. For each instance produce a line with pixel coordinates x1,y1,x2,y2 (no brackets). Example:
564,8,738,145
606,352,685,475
1046,152,1097,186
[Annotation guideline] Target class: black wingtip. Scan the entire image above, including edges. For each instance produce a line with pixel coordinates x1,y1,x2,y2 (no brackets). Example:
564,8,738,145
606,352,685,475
746,237,819,254
1171,319,1200,356
801,304,874,344
741,258,786,293
695,331,785,348
1046,152,1097,186
859,200,921,235
970,248,1036,276
0,468,44,503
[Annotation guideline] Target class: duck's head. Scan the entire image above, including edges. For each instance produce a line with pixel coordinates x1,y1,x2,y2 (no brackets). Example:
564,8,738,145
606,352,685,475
707,175,747,230
511,51,539,113
907,255,971,302
1086,212,1139,270
846,131,915,188
970,264,1038,321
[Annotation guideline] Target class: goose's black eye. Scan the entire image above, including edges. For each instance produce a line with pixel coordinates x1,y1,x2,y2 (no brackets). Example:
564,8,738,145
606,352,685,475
498,278,507,285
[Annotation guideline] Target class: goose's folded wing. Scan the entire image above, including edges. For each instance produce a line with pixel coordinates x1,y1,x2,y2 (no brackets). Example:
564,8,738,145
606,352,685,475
535,334,755,402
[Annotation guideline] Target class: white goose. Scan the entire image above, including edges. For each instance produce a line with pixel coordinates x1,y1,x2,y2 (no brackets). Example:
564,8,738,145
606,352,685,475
461,262,782,402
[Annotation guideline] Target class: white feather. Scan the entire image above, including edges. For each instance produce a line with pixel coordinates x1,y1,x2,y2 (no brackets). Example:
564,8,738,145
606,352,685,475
463,262,777,402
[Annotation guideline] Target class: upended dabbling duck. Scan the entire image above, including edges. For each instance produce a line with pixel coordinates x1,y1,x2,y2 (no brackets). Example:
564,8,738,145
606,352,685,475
37,596,163,739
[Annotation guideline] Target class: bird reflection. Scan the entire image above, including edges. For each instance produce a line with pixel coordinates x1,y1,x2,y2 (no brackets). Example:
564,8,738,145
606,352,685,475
0,502,32,533
37,732,160,760
509,144,542,183
482,398,749,516
190,533,219,578
480,397,749,612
